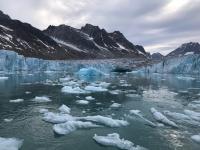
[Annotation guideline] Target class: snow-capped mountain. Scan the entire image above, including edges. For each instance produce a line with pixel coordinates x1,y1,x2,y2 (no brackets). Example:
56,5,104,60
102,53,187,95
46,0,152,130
166,42,200,58
0,10,149,60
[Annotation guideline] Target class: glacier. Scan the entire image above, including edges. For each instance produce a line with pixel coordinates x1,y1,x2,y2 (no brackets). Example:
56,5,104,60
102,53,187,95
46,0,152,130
139,55,200,75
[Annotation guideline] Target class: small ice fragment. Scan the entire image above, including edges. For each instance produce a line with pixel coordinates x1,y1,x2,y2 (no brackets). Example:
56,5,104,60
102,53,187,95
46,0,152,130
93,133,145,150
150,108,178,128
0,137,23,150
110,103,121,108
32,96,51,103
76,100,89,105
85,85,108,92
39,108,49,114
53,121,100,135
80,115,129,127
129,110,156,127
58,104,71,114
4,118,13,122
85,96,95,100
61,86,88,94
0,77,9,80
191,134,200,143
25,91,31,94
9,99,24,103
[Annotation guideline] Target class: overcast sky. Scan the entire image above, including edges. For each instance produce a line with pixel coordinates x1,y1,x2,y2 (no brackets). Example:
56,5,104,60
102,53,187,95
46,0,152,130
0,0,200,55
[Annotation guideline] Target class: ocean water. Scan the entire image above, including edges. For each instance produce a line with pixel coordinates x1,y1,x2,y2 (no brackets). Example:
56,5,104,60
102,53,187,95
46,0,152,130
0,71,200,150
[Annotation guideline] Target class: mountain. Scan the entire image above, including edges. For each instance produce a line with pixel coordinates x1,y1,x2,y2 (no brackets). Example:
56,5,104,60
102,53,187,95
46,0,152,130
43,24,149,59
166,42,200,58
0,10,149,60
151,52,164,60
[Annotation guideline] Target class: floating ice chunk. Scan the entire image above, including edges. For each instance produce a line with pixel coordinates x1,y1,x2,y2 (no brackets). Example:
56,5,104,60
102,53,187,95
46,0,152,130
110,103,121,108
39,108,49,114
76,100,89,105
184,110,200,121
80,115,129,127
163,110,200,126
25,91,31,94
61,86,88,94
176,76,195,80
191,134,200,143
126,94,141,98
98,82,110,88
85,85,108,92
58,104,71,114
4,118,13,122
85,96,95,100
53,121,100,135
0,76,8,80
188,103,200,109
77,67,105,77
9,99,24,103
129,110,156,127
32,96,51,103
93,133,145,150
109,90,121,95
59,76,71,82
150,108,178,128
43,112,75,124
0,137,23,150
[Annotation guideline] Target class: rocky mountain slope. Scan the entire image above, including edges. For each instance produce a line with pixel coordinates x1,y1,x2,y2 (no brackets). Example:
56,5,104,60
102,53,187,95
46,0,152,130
166,42,200,58
151,52,164,60
0,10,149,60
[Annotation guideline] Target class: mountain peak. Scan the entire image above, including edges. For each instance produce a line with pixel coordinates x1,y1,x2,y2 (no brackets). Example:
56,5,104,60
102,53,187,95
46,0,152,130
0,10,11,20
167,42,200,57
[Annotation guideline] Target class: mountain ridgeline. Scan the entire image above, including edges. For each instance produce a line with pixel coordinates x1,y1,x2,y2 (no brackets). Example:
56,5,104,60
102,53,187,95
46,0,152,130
0,10,149,60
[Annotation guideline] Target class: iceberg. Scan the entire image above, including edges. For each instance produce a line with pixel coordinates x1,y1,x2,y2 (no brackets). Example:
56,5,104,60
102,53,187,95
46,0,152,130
93,133,146,150
32,96,52,103
0,76,8,80
79,115,129,127
58,104,71,114
150,108,178,128
53,121,100,135
77,67,105,77
0,137,23,150
9,99,24,103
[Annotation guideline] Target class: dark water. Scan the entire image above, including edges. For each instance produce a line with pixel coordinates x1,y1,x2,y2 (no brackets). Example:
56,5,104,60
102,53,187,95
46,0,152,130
0,72,200,150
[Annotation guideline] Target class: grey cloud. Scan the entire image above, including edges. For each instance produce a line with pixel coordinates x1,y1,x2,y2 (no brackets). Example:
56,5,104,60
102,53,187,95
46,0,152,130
0,0,199,55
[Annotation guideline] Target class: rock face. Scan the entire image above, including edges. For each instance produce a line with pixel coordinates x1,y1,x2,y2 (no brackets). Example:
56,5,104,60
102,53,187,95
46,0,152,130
151,52,164,60
0,10,149,60
166,42,200,58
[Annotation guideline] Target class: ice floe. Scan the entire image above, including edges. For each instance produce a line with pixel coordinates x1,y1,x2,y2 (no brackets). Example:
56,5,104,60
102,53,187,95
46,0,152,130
0,137,23,150
53,121,100,135
0,76,8,80
61,86,88,94
191,134,200,143
129,110,156,127
9,99,24,103
184,110,200,121
85,96,95,100
4,118,13,122
85,85,108,92
79,115,129,127
93,133,146,150
150,108,178,128
110,103,121,108
76,100,89,105
32,96,52,103
58,104,71,114
43,112,75,124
